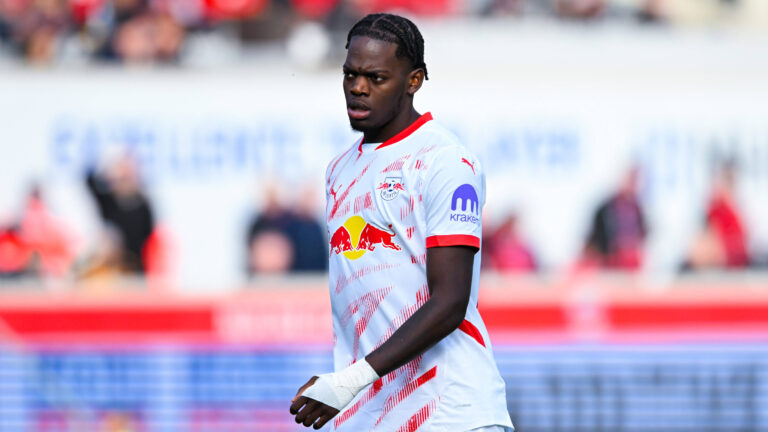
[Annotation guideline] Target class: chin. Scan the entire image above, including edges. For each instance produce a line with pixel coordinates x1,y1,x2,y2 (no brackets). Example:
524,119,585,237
349,118,372,134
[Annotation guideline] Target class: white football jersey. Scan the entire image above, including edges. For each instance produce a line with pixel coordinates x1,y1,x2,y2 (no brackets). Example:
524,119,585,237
326,113,514,432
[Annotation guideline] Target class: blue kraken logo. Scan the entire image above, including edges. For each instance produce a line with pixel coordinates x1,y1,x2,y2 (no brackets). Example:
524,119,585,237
451,184,479,215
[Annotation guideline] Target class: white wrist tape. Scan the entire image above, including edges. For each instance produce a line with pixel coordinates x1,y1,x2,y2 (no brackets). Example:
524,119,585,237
301,359,380,410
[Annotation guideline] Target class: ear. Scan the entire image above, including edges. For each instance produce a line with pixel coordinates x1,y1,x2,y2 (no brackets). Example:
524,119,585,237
406,69,425,96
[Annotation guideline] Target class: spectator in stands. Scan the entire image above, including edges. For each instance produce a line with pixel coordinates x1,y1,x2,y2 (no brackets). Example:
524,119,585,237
683,160,749,270
85,155,154,274
288,186,327,272
246,184,326,275
583,166,647,270
246,185,296,275
17,185,75,275
636,0,665,23
554,0,605,19
0,185,75,278
77,225,128,281
1,0,70,64
483,213,536,272
91,0,185,63
113,11,184,62
0,226,30,278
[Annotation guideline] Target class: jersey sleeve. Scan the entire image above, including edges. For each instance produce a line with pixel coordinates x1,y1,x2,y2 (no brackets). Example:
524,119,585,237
422,145,485,249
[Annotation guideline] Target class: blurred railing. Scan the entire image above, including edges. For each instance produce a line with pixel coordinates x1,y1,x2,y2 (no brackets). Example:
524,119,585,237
1,272,768,431
2,271,768,345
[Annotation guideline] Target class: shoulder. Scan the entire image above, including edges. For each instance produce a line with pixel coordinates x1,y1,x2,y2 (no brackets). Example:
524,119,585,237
417,121,481,175
417,119,464,151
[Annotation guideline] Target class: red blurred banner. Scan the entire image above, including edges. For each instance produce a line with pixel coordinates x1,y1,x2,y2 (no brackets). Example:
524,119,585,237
1,275,768,345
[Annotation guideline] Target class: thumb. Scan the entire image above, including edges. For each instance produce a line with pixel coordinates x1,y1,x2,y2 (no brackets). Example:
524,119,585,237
292,376,319,402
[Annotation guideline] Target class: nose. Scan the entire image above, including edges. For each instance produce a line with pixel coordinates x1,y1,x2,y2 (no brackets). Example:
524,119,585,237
351,75,369,96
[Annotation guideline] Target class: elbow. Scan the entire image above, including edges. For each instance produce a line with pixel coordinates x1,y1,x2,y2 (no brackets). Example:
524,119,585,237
440,295,469,332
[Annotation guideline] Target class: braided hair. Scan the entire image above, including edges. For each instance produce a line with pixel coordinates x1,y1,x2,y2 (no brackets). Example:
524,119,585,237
346,13,428,80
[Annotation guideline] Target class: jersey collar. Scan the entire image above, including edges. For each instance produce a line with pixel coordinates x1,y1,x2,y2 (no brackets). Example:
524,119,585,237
358,112,433,153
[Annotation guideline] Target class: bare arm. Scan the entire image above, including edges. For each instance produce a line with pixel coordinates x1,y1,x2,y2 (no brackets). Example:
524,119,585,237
365,245,475,375
290,245,475,428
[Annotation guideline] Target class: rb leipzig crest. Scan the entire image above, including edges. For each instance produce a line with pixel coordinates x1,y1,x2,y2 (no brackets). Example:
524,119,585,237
377,177,405,201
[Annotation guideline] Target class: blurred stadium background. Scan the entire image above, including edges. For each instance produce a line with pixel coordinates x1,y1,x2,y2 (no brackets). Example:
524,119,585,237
2,0,768,430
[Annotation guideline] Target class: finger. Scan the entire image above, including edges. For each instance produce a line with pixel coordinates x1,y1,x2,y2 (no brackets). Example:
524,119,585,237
313,410,338,429
292,377,319,403
295,399,320,424
290,396,308,415
302,406,324,427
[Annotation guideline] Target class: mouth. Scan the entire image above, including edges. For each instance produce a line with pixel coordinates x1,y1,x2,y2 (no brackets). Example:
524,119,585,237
347,102,371,120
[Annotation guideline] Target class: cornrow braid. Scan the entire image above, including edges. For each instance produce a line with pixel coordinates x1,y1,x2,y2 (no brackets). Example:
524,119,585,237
345,13,429,80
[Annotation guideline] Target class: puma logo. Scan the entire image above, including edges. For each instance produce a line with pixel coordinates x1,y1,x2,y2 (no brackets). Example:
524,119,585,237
461,157,475,174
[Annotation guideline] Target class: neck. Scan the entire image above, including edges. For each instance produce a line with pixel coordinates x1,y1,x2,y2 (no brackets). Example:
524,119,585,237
363,106,421,144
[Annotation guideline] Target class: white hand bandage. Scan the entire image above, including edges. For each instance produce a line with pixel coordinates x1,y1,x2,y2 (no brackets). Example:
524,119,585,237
301,359,380,410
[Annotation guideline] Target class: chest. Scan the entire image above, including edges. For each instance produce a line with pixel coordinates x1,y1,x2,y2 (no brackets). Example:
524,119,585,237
326,152,423,240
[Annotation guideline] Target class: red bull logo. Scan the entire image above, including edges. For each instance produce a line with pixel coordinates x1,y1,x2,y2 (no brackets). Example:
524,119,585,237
329,216,401,260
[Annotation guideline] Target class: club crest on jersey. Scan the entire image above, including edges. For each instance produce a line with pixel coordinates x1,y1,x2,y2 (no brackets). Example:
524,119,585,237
329,216,401,260
377,177,405,201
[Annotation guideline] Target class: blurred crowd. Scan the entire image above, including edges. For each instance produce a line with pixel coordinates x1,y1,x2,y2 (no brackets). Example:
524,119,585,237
482,159,763,274
0,151,762,282
0,0,764,65
0,155,168,282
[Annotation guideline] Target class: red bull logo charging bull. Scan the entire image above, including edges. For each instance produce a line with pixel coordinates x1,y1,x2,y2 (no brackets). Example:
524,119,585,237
330,216,401,260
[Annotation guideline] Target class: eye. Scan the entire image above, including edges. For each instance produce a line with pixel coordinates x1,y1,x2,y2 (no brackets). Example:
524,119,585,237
343,72,355,80
373,75,385,83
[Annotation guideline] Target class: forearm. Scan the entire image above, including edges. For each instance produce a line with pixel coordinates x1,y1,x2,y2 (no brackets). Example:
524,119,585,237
291,247,475,427
364,294,467,377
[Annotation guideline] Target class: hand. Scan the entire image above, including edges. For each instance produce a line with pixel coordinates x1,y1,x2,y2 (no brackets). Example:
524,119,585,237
290,376,340,429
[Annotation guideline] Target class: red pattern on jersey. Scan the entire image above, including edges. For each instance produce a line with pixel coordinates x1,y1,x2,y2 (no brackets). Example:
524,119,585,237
327,144,357,184
375,366,437,428
353,192,375,214
382,154,411,173
416,144,437,157
334,263,400,294
329,159,376,221
374,284,430,350
411,144,436,171
405,227,415,240
392,354,424,384
411,253,427,265
340,286,392,360
458,319,486,347
333,377,384,428
333,355,424,429
400,195,416,220
396,398,438,432
330,201,352,221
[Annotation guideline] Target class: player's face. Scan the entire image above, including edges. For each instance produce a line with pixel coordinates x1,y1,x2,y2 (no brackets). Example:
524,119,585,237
343,36,415,139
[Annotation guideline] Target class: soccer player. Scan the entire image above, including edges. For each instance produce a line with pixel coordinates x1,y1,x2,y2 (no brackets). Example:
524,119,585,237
290,13,514,431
